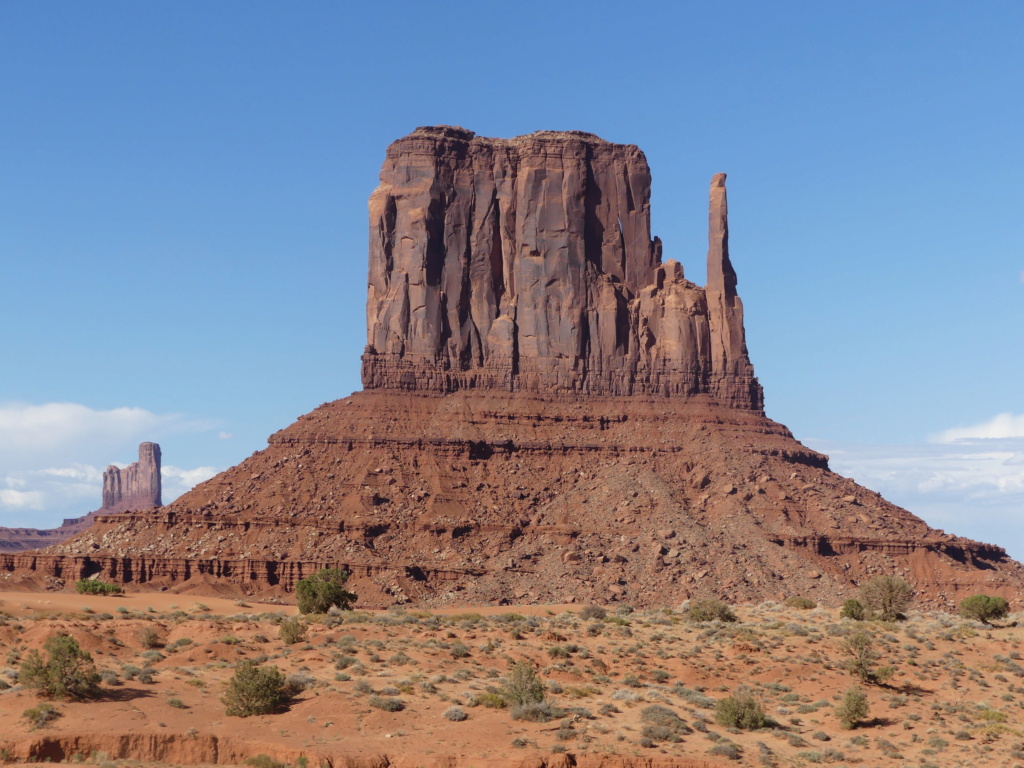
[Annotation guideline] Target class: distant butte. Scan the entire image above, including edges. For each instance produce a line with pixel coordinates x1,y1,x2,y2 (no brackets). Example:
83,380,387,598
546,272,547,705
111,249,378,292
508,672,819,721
6,128,1022,607
0,443,161,553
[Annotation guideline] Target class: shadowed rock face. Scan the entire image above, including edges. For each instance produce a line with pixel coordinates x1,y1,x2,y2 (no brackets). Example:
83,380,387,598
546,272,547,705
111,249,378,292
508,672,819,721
362,126,762,409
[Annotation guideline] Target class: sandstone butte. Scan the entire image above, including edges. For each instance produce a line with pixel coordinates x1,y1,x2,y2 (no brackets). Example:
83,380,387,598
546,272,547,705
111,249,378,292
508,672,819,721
0,442,161,553
3,126,1021,608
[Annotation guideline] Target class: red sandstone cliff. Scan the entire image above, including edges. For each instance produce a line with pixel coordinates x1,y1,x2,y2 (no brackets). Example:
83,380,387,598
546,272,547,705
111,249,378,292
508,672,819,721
362,127,761,408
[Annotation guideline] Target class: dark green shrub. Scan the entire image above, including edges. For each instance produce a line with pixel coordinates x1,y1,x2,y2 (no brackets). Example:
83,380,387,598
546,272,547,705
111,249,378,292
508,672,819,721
75,579,123,596
714,686,767,730
685,598,737,623
223,661,290,717
840,599,866,621
784,596,817,610
22,702,60,729
836,685,869,729
958,594,1010,624
842,630,894,684
500,661,545,707
859,575,912,621
278,617,307,645
295,568,357,614
244,755,287,768
19,634,101,700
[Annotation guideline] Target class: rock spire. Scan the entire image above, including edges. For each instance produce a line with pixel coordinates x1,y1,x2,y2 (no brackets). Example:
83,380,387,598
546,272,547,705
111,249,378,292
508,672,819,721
361,126,763,409
101,442,162,514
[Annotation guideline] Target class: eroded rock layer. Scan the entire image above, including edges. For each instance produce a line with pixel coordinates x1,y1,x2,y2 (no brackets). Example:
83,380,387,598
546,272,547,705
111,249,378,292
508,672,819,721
27,391,1022,607
362,127,761,409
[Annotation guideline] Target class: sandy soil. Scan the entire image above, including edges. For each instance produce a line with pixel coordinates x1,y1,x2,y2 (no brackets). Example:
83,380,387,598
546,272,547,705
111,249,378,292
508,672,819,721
2,591,1023,767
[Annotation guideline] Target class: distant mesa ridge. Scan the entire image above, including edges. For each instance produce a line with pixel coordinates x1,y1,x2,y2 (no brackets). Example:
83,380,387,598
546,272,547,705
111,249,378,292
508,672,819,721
362,126,762,409
0,442,162,553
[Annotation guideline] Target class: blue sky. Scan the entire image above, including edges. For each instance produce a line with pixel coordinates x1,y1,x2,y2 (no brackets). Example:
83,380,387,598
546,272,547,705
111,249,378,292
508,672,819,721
2,2,1022,557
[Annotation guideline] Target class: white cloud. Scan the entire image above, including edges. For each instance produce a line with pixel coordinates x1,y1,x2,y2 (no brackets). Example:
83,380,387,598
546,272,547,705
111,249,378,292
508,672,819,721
0,489,45,510
218,431,234,440
933,412,1024,443
162,465,220,499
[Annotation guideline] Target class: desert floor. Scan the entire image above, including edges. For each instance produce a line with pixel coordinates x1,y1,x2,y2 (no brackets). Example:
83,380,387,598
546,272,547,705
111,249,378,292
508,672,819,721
2,590,1024,768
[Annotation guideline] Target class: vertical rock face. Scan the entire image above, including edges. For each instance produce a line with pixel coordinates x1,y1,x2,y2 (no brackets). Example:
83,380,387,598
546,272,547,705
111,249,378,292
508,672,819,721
361,126,763,409
101,442,162,514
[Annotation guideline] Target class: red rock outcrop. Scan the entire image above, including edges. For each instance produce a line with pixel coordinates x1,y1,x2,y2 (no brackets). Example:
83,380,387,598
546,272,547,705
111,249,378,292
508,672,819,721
0,443,162,552
362,127,762,409
101,442,162,513
15,128,1024,608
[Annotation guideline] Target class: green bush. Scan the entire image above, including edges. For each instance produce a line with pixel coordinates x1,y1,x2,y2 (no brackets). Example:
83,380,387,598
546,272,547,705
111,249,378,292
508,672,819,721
714,686,767,730
22,702,60,729
19,634,101,700
244,756,287,768
74,579,123,596
958,594,1010,624
223,661,290,717
840,599,866,621
295,568,357,614
500,661,545,707
859,575,912,621
685,598,737,623
841,630,894,684
836,685,869,729
278,617,307,645
784,596,817,610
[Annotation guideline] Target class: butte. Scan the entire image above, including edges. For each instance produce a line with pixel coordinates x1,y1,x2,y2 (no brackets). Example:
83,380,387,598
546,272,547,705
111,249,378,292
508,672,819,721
10,127,1023,607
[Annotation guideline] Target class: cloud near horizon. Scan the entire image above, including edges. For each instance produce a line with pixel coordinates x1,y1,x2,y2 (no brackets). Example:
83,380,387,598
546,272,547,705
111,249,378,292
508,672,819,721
932,412,1024,443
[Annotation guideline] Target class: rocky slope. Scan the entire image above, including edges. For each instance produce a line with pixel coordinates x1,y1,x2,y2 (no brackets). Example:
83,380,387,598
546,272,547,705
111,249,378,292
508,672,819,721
11,128,1022,607
0,443,161,552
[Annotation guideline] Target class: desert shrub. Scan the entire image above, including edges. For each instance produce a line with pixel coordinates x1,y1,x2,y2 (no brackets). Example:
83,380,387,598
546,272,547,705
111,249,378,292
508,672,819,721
685,598,737,623
443,706,467,721
19,634,101,700
244,756,287,768
958,594,1010,624
840,599,865,621
784,596,817,610
167,697,187,709
707,741,741,760
223,661,289,717
640,704,689,741
75,579,122,596
510,701,564,722
500,661,545,707
836,686,869,729
859,575,912,622
368,695,404,711
295,568,357,614
842,630,894,684
22,702,60,729
278,617,307,645
449,642,471,659
579,605,607,620
138,627,161,649
714,686,767,730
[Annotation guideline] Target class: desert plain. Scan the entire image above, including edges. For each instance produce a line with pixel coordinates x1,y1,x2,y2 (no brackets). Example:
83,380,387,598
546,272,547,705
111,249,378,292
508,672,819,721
2,588,1024,768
